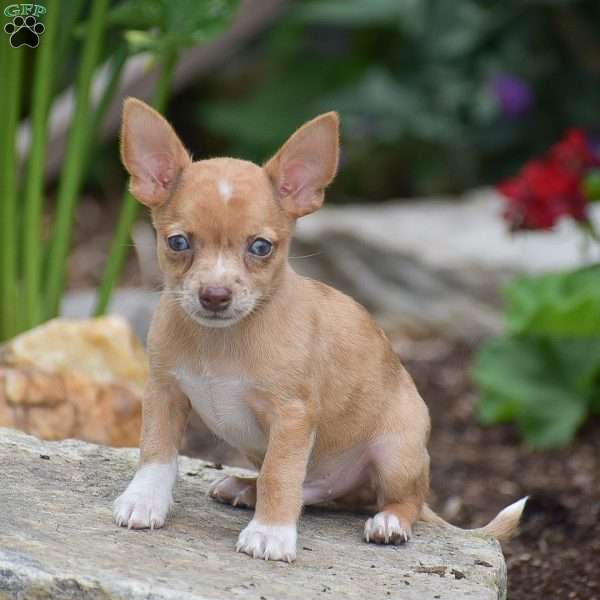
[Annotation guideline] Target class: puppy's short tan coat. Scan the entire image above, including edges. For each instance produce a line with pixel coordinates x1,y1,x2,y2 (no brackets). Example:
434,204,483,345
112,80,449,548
113,98,526,562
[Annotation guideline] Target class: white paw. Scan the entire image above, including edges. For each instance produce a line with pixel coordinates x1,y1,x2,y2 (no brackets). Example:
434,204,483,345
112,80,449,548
364,512,411,545
113,460,177,530
235,519,297,562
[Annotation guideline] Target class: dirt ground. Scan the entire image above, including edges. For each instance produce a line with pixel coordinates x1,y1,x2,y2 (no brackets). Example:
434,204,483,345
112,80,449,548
397,337,600,600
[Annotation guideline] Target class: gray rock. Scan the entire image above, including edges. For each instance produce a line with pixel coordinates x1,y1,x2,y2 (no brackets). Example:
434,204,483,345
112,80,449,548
293,188,599,338
1,428,507,599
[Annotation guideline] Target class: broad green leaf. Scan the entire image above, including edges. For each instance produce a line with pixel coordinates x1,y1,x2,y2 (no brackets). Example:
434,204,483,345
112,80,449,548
505,265,600,336
473,335,595,448
548,337,600,393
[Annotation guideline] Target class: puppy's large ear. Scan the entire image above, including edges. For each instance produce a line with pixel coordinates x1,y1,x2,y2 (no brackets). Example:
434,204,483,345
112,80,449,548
121,97,191,207
264,112,339,219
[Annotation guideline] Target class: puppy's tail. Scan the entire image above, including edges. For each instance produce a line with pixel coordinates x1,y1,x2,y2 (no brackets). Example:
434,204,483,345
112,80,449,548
420,497,528,542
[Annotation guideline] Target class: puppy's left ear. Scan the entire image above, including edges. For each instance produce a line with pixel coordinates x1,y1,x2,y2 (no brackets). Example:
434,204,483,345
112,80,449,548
264,112,339,219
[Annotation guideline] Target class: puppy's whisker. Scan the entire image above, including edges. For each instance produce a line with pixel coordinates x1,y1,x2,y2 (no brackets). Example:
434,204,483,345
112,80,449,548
288,252,322,260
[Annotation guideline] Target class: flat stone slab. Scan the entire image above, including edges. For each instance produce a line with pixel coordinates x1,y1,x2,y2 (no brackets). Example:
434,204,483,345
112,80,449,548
0,428,507,599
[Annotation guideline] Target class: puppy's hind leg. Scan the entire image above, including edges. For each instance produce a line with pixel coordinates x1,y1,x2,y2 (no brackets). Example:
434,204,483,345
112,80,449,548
209,475,257,509
364,436,429,545
364,501,421,545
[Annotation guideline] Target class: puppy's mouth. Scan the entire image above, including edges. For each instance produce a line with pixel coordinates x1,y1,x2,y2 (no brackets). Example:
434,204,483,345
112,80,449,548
192,311,239,327
190,307,250,329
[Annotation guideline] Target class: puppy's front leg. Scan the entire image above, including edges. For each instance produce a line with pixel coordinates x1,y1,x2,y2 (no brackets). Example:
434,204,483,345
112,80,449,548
236,407,314,562
113,378,190,529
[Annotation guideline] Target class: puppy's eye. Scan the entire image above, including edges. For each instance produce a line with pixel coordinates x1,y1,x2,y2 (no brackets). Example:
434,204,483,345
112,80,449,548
248,238,273,257
167,234,190,252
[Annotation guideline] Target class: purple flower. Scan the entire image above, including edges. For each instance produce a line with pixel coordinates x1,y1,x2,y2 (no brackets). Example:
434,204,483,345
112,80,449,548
587,134,600,158
492,74,534,118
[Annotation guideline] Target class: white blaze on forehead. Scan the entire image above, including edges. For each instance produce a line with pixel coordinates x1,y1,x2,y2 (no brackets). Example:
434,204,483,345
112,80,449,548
218,179,233,202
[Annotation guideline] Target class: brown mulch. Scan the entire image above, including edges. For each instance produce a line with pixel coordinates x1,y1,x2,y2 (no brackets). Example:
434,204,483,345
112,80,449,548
397,337,600,600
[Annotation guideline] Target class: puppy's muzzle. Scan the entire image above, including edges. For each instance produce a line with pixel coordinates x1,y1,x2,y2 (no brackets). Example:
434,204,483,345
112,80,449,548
199,286,233,313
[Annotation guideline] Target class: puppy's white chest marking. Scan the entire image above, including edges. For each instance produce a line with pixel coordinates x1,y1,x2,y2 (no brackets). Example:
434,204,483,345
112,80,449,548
175,370,266,453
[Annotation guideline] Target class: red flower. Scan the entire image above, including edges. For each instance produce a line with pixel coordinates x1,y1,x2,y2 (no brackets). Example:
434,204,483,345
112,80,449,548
498,129,598,231
550,129,599,173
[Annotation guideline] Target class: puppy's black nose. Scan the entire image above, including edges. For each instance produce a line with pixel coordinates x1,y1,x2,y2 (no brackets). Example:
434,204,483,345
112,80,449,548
199,286,232,313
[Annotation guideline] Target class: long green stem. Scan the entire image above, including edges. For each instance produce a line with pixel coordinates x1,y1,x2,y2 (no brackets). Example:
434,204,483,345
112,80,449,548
0,39,7,339
23,0,60,329
0,46,24,341
94,49,179,316
45,0,110,319
52,0,85,95
82,44,128,180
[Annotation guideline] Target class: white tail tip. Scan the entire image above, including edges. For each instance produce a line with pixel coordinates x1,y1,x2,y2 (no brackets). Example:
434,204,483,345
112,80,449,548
481,496,529,541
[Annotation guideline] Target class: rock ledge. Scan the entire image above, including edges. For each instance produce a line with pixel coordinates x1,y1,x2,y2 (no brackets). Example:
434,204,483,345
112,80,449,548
0,428,507,599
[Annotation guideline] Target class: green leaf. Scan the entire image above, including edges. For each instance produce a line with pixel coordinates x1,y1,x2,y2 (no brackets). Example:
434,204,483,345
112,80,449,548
583,169,600,202
107,0,241,52
505,265,600,337
162,0,240,38
473,335,596,448
106,0,163,29
475,265,600,447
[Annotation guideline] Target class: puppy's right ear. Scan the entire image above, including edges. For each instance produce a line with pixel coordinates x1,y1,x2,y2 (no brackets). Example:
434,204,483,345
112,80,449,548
121,97,191,208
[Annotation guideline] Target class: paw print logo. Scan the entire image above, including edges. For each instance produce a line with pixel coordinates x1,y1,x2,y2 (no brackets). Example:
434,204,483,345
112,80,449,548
4,15,45,48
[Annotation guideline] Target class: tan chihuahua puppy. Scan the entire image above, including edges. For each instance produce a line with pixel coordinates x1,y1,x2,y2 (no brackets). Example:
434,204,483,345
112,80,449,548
113,98,526,562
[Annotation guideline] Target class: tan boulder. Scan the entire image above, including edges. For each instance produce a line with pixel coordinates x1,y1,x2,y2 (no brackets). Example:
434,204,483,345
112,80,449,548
0,316,145,446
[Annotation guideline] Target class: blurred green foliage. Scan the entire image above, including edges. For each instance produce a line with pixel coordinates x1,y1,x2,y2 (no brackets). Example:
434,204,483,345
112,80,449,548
473,265,600,448
197,0,600,199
